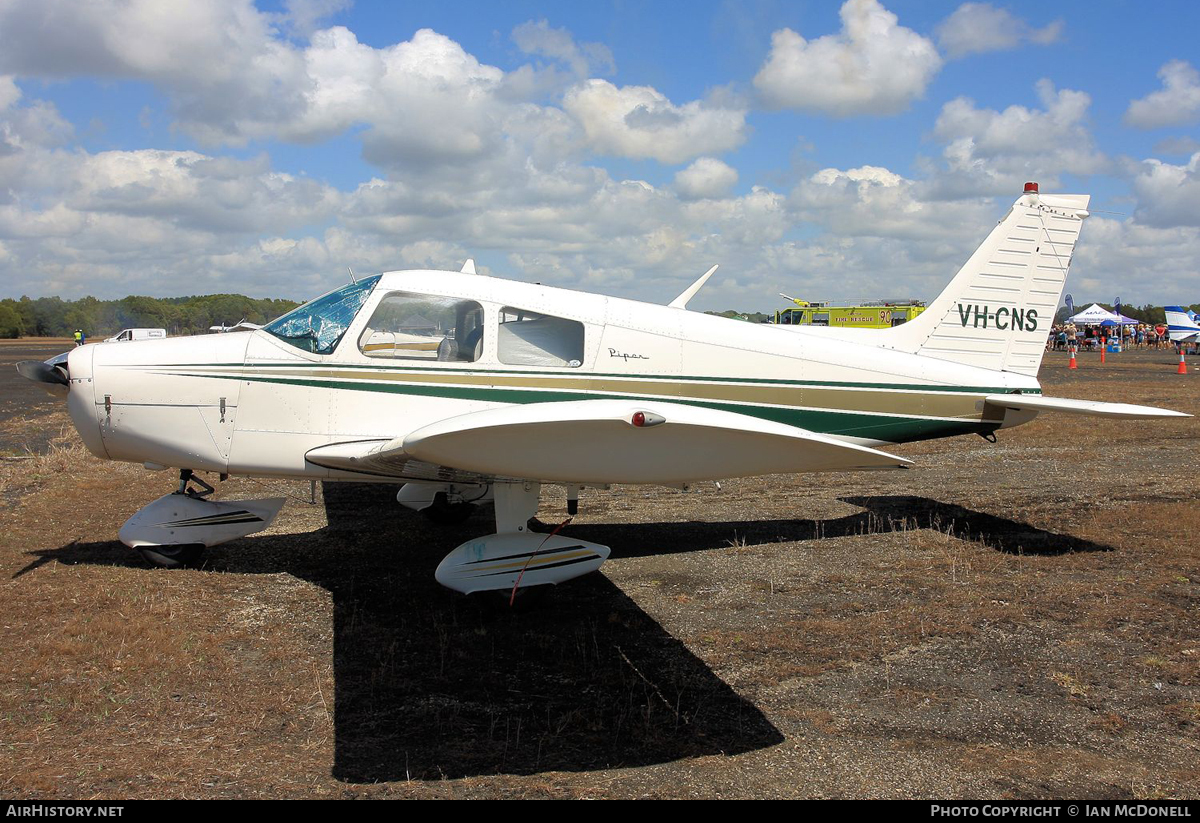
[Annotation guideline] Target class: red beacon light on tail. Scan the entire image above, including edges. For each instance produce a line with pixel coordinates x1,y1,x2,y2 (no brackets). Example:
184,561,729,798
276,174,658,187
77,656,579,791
1024,182,1039,193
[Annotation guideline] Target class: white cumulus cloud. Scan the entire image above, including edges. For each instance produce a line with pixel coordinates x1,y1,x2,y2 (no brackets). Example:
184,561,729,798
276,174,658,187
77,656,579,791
1073,216,1200,305
562,80,748,164
1128,153,1200,229
0,4,740,176
69,150,341,234
935,3,1062,59
791,165,995,241
1125,60,1200,129
0,0,308,146
753,0,942,116
674,158,738,200
928,80,1108,196
0,2,1194,310
512,19,614,78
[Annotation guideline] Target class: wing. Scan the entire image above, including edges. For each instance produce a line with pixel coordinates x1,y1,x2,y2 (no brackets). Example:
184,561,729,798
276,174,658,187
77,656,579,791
305,399,911,484
983,394,1190,419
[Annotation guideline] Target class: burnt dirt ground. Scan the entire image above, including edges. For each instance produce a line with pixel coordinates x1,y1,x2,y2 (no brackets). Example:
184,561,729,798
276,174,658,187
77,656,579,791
0,339,1197,798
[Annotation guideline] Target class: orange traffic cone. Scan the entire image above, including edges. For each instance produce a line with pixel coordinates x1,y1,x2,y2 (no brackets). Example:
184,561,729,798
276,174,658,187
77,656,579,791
1069,348,1077,369
1100,339,1106,364
1178,349,1187,374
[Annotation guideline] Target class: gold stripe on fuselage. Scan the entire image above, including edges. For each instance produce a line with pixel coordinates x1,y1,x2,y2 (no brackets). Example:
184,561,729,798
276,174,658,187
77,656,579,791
362,342,440,352
168,365,991,422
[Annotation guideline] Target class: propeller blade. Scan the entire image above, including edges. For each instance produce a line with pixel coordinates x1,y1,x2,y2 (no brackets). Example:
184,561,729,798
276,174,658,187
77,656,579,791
16,360,67,386
16,355,70,396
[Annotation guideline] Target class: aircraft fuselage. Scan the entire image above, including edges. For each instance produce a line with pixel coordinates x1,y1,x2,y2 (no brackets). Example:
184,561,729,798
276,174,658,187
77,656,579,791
65,269,1037,483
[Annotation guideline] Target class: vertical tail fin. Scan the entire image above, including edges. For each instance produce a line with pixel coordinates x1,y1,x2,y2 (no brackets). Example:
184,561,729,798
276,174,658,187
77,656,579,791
1165,306,1200,342
884,185,1090,376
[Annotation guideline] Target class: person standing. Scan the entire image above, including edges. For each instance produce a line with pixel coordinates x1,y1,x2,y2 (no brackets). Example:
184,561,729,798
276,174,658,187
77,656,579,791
73,329,82,347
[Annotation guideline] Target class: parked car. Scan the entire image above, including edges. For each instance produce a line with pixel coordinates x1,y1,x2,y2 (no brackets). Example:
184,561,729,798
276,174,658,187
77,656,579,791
105,328,167,343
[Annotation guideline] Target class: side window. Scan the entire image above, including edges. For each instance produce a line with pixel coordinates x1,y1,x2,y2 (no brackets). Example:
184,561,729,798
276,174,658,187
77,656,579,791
498,307,584,368
359,292,485,363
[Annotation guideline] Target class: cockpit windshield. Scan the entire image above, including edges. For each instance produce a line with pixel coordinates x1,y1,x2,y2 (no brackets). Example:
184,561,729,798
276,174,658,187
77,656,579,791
263,276,381,355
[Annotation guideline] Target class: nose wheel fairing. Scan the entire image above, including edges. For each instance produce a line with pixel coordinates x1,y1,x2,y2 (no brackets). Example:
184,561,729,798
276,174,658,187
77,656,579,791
119,485,285,553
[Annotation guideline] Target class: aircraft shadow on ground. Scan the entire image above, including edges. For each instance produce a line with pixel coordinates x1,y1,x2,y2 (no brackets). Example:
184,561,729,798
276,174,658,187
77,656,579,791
14,483,783,782
12,489,1108,782
574,494,1114,558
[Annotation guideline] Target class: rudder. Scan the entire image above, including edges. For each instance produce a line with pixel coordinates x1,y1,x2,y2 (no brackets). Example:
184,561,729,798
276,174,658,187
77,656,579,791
884,184,1090,376
1165,306,1200,342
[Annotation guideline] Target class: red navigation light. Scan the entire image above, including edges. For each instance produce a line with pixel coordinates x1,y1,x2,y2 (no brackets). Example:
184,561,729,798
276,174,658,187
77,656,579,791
1024,181,1039,193
632,411,646,427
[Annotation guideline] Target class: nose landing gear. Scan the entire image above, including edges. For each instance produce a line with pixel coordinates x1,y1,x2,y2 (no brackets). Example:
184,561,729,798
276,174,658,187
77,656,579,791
137,542,207,569
119,469,286,568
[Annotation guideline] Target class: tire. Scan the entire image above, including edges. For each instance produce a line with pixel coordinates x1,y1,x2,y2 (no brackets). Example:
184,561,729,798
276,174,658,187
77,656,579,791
137,543,206,569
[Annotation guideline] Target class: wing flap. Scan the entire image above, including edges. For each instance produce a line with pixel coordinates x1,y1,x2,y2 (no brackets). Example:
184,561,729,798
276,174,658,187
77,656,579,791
305,438,501,483
983,394,1189,419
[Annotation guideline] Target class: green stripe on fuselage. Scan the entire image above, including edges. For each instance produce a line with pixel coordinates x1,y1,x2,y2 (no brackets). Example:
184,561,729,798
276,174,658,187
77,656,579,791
165,360,1037,396
210,372,996,443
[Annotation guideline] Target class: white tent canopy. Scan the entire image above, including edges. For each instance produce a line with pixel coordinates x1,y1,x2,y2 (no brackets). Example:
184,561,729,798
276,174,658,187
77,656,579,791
1067,303,1121,325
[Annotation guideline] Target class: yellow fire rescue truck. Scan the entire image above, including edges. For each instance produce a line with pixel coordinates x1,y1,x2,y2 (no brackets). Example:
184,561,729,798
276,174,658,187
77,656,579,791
773,299,926,328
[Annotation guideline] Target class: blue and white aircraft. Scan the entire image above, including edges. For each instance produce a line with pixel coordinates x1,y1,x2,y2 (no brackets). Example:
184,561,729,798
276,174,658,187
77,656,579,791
1164,307,1200,343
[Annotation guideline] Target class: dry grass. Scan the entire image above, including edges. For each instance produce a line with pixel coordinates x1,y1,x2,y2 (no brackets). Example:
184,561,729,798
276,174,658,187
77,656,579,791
0,417,92,497
1,348,1198,798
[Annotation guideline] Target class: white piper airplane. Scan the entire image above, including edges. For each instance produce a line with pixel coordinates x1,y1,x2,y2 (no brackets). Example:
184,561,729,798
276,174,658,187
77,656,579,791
17,183,1188,596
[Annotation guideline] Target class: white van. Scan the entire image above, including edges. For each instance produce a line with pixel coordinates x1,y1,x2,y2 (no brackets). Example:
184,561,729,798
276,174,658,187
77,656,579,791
105,328,167,343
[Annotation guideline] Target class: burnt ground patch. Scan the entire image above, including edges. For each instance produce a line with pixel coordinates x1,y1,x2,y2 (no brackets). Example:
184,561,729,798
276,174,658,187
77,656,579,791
0,339,75,455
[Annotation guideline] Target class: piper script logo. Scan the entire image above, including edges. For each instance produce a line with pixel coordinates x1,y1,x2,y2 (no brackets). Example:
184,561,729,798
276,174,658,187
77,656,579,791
956,303,1038,332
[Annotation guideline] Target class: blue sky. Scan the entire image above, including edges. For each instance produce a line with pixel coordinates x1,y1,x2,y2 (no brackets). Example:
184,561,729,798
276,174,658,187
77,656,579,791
0,0,1197,311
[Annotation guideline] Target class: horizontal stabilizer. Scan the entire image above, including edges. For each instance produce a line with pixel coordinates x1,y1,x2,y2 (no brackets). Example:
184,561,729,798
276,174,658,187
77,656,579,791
983,394,1189,419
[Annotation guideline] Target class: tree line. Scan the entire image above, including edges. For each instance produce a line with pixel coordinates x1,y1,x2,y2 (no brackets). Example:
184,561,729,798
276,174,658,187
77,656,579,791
0,293,300,339
2,295,1194,339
